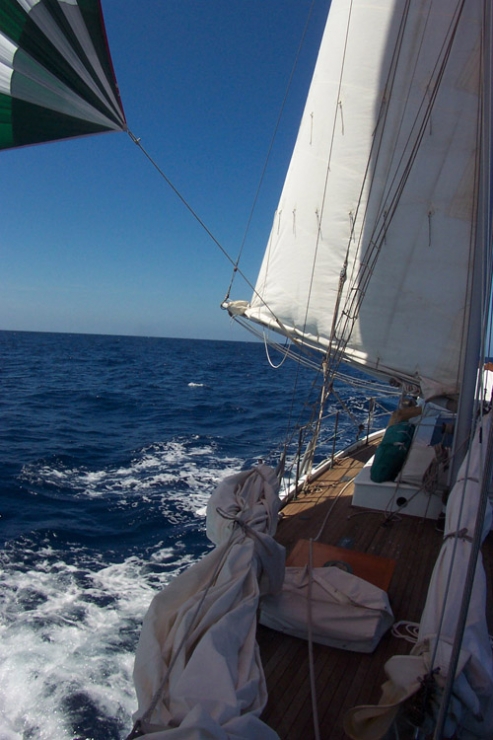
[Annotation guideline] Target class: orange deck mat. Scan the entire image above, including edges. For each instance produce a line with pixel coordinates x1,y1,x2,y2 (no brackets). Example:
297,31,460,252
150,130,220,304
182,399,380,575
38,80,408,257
286,539,396,592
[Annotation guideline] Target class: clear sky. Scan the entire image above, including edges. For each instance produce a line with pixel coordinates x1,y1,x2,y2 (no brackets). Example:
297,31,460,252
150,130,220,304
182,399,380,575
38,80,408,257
0,0,330,341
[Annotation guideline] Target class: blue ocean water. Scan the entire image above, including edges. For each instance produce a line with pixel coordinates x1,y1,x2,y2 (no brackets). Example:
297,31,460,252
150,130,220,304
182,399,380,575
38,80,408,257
0,331,390,740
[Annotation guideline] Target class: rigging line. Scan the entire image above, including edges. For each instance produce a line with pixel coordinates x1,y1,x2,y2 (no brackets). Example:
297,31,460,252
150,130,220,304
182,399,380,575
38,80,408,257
357,0,427,245
299,362,333,478
322,0,414,347
126,129,294,340
299,0,355,349
368,8,459,249
341,0,413,292
126,129,241,275
427,416,487,679
258,8,334,462
365,0,464,239
279,364,334,470
332,1,467,362
333,0,466,354
433,413,493,739
263,333,291,369
224,0,318,299
457,101,485,395
124,527,236,740
391,621,420,644
236,315,400,397
358,0,459,253
313,476,356,541
305,0,410,378
450,0,493,482
278,349,318,460
330,385,360,428
282,353,320,453
339,108,435,332
232,317,323,371
307,540,322,740
477,7,493,380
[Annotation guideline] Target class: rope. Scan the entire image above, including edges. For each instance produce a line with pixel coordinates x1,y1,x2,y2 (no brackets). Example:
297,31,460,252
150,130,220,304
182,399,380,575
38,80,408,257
127,128,305,352
443,528,472,543
391,620,420,644
224,0,318,300
127,130,239,275
433,415,493,738
298,0,356,354
263,333,291,369
382,484,432,524
324,0,470,390
314,476,356,541
214,506,273,554
307,539,322,740
125,465,278,739
124,528,235,740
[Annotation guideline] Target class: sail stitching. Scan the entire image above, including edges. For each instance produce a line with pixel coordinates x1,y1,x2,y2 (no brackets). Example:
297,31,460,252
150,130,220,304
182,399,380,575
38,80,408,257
332,0,469,389
313,0,416,388
298,0,355,372
336,0,424,352
223,0,318,304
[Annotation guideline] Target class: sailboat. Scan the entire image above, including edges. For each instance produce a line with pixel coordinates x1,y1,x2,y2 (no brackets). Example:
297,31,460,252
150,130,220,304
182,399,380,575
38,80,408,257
128,0,493,738
231,0,493,737
1,0,492,738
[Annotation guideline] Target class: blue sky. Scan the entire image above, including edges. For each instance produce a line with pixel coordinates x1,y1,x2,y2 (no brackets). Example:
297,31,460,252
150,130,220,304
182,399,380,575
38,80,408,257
0,0,329,341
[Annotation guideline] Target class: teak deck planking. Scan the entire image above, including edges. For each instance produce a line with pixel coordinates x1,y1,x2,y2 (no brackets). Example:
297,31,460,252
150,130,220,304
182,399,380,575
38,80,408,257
257,441,493,739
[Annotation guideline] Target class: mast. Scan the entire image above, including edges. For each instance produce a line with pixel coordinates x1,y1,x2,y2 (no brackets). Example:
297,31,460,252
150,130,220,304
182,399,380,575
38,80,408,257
450,0,493,482
434,2,493,735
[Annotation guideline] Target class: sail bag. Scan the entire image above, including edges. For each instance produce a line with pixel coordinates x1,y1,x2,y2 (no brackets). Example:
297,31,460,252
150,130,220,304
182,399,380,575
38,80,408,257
260,565,394,654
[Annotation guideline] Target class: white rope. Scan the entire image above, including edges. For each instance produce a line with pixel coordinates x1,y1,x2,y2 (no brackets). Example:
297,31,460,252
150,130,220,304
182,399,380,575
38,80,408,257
263,332,291,369
391,620,420,644
307,539,322,740
314,476,356,541
125,528,236,739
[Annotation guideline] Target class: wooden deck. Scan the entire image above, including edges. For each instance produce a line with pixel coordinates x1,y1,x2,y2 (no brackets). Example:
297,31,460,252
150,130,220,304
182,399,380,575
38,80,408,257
257,440,493,739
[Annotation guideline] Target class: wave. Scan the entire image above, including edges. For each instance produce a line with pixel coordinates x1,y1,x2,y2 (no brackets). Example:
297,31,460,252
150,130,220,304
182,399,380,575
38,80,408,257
19,438,242,506
0,538,201,739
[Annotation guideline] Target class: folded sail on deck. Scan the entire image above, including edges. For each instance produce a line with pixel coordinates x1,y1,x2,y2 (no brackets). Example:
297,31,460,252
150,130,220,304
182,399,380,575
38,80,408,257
228,0,484,397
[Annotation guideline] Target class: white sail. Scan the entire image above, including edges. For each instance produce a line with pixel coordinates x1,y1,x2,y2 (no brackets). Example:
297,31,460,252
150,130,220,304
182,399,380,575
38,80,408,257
229,0,484,396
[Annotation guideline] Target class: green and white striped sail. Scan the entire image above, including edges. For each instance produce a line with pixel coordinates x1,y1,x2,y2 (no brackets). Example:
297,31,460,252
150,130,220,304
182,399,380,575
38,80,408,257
0,0,125,150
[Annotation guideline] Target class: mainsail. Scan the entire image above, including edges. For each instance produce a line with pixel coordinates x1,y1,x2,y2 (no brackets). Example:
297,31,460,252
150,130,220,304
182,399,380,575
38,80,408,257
0,0,126,150
227,0,485,398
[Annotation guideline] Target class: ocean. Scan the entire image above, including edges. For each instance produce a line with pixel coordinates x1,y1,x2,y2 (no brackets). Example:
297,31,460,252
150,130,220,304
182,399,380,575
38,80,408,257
0,330,390,740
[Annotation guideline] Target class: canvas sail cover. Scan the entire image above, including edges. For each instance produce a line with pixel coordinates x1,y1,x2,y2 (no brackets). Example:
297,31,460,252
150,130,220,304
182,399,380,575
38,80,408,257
229,0,484,396
0,0,126,150
130,466,285,739
260,565,394,654
411,411,493,734
344,413,493,739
